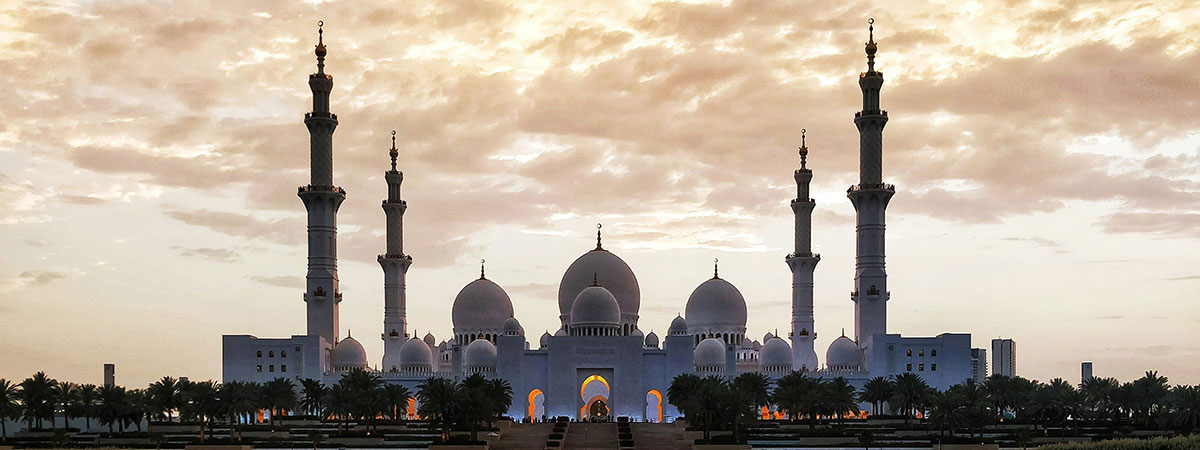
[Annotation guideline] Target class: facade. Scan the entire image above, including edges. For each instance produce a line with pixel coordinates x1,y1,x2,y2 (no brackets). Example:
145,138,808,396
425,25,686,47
970,348,988,382
221,21,979,421
992,338,1017,377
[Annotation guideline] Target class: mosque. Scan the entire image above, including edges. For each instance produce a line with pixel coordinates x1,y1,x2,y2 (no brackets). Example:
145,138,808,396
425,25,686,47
222,20,974,422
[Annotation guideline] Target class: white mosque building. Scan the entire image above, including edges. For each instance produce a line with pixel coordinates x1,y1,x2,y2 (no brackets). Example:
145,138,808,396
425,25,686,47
222,21,974,422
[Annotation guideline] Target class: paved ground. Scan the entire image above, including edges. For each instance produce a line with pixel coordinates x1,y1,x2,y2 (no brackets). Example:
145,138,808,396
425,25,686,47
490,422,691,450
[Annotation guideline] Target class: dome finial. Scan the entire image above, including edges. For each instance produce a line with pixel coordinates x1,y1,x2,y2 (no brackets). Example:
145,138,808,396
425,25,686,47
595,223,603,250
799,128,809,169
592,272,599,286
389,130,398,171
315,20,327,74
865,18,878,73
480,259,486,279
841,327,846,337
347,329,351,338
713,258,719,279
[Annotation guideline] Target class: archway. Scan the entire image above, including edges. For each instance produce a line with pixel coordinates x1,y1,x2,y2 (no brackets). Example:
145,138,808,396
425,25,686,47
528,389,545,421
645,390,663,423
579,374,610,419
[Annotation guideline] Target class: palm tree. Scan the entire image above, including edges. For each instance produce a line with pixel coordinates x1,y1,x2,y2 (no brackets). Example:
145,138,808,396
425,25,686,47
827,377,859,426
1080,376,1119,421
380,384,412,420
771,371,806,423
125,388,150,432
1132,370,1169,427
955,378,990,438
729,372,771,444
180,380,219,441
774,372,825,430
219,381,256,441
667,373,703,423
0,379,20,440
338,368,383,431
859,376,893,416
457,374,512,442
890,373,932,425
299,378,327,418
692,376,729,442
928,389,966,438
75,384,99,431
1166,384,1200,433
323,383,351,434
262,378,298,425
19,372,56,430
51,381,79,430
417,377,459,441
97,384,127,433
147,377,182,423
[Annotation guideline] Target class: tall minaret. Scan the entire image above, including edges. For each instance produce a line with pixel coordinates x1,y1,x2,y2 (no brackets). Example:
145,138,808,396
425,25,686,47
379,130,412,358
849,18,894,345
299,22,344,345
787,130,820,371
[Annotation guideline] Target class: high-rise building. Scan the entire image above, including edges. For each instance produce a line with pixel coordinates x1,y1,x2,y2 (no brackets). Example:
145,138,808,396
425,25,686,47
103,363,115,387
991,338,1016,377
1082,361,1093,383
970,348,988,382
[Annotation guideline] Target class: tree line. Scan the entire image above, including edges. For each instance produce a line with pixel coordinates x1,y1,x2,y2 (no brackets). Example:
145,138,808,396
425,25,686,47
0,368,512,444
668,371,1200,444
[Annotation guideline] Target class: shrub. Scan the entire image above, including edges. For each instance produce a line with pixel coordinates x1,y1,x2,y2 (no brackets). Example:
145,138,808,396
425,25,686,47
1038,435,1200,450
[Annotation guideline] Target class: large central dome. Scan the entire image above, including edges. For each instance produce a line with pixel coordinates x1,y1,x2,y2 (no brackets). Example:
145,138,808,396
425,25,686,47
558,242,640,331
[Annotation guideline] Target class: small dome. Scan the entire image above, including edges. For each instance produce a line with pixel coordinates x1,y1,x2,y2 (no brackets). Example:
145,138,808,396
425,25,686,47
438,340,449,351
763,332,774,342
644,331,660,348
826,335,862,369
397,337,432,372
502,316,523,335
331,335,368,369
463,338,497,371
668,315,688,335
694,338,726,367
540,331,552,348
423,332,437,348
685,277,748,334
452,278,514,334
760,337,793,368
741,337,753,348
559,248,640,325
631,328,644,337
751,340,762,351
570,286,621,326
554,328,567,337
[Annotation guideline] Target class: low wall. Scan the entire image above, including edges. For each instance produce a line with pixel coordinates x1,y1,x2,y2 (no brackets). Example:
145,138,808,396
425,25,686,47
933,445,1000,450
184,446,253,450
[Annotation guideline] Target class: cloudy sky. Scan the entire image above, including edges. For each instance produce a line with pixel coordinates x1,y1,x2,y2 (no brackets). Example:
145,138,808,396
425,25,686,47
1,0,1198,388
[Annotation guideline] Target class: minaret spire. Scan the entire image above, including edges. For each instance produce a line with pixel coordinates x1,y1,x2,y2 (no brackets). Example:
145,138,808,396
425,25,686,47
849,18,894,351
379,128,413,362
787,131,820,371
300,21,344,346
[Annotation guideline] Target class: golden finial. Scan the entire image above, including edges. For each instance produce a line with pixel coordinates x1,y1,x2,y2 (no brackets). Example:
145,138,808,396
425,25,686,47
315,20,327,73
865,18,878,72
595,223,603,250
480,259,486,279
389,130,398,171
799,128,809,169
713,258,719,279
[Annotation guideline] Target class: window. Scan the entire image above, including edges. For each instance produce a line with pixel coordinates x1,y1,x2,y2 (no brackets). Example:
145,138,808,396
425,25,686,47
919,363,925,371
256,365,262,373
257,350,262,358
269,350,275,358
906,363,912,371
906,349,912,357
281,350,287,358
281,365,287,373
931,349,937,357
931,363,937,371
269,365,275,373
918,349,925,357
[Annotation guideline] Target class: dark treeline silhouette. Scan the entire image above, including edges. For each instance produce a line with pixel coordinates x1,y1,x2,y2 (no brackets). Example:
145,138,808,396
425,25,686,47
0,368,515,445
667,370,1200,444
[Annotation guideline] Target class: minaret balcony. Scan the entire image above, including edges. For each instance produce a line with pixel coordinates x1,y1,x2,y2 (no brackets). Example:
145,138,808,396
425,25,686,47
304,112,338,120
378,253,412,260
790,198,815,204
854,110,888,118
847,183,895,193
787,252,820,259
299,185,347,195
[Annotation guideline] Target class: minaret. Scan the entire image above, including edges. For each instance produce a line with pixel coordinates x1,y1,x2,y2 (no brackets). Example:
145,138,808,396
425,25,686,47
848,18,894,345
380,130,413,360
299,21,345,345
787,130,820,371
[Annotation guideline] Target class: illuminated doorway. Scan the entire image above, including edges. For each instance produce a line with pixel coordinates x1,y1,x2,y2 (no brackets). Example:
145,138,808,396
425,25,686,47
646,390,663,423
579,374,611,419
528,389,545,420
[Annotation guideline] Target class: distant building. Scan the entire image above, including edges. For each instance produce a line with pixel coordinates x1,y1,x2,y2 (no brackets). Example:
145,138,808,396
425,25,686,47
103,363,115,387
1082,361,1093,383
991,339,1016,377
970,348,988,382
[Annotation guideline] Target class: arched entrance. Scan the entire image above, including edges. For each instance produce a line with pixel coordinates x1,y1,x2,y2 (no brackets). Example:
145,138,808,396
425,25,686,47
645,390,663,423
528,389,545,421
579,374,611,420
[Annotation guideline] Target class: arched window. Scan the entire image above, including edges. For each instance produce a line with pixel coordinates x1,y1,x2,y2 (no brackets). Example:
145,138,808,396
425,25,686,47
281,350,287,358
930,349,937,357
269,350,275,358
256,350,262,358
918,349,924,357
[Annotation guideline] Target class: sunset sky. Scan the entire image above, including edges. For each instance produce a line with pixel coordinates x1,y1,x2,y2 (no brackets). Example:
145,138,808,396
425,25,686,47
1,0,1198,388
